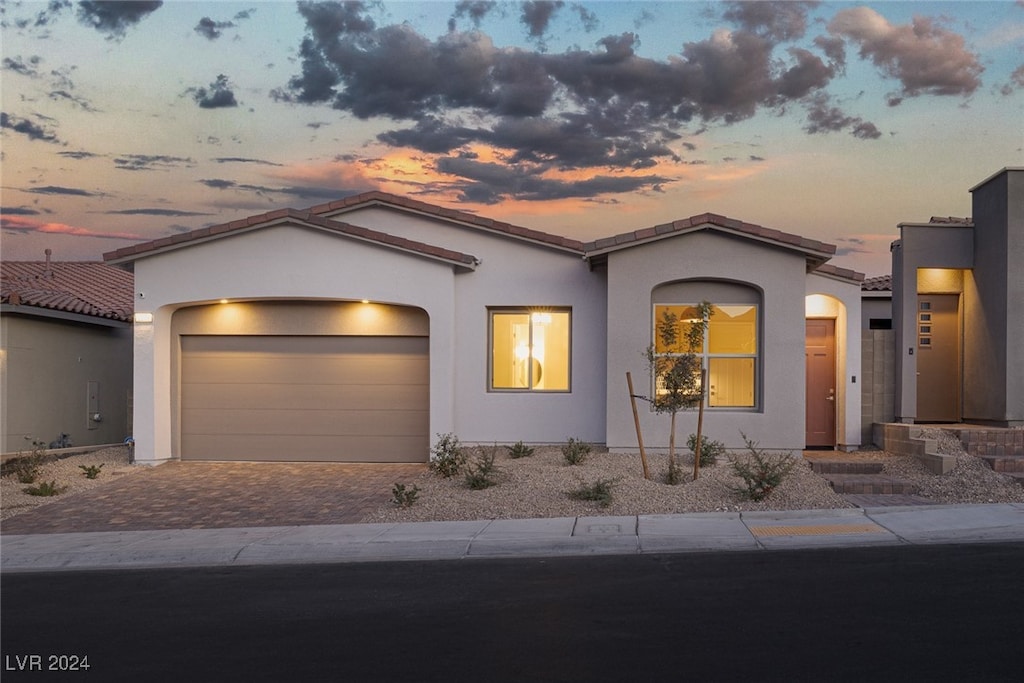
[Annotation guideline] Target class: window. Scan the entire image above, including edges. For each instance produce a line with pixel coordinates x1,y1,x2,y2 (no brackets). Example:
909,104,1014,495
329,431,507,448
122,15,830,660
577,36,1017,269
490,309,570,391
653,303,758,408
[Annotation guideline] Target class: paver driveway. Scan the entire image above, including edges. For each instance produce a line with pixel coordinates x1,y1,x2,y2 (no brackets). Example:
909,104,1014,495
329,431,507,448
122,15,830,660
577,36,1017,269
0,461,426,534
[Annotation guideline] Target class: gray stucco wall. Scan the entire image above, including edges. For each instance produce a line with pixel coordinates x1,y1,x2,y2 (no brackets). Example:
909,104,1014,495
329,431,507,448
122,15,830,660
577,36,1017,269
1,313,132,453
603,231,808,452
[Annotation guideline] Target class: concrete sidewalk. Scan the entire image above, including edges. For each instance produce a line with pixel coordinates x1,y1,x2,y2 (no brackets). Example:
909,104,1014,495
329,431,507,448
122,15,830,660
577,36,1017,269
2,503,1022,573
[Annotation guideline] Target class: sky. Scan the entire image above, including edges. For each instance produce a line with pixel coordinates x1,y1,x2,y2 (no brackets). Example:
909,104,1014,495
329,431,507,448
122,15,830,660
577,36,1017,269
1,1,1022,277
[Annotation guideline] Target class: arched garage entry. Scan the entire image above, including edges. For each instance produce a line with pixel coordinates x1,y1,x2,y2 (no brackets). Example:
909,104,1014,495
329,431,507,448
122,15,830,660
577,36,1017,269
171,300,429,463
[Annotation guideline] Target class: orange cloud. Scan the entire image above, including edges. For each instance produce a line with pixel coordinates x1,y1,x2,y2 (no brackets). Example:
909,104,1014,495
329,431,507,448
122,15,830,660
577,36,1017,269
1,215,147,241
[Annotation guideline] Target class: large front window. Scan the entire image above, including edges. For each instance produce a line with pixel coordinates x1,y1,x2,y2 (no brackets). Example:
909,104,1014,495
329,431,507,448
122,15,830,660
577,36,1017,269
654,304,757,407
490,309,570,391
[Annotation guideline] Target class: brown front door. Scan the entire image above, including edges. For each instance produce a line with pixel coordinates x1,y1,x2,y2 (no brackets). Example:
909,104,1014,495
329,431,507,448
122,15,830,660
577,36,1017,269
806,319,836,448
916,294,959,422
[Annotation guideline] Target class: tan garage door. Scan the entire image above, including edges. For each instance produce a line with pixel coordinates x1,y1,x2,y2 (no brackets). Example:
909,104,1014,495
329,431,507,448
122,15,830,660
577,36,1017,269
180,335,428,462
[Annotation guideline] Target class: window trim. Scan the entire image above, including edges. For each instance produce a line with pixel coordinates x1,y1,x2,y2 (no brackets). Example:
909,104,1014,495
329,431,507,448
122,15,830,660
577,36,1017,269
652,302,760,410
488,307,572,393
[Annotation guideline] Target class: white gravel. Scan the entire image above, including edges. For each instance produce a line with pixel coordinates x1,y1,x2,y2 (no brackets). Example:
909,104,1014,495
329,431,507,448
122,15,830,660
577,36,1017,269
0,446,142,522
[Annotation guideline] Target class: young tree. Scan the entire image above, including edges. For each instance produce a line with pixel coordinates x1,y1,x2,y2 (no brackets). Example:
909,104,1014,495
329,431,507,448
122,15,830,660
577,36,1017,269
644,301,712,482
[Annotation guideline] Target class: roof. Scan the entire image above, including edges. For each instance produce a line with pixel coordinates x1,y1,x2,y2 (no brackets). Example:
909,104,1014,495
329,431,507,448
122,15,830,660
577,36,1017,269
307,191,585,253
862,274,892,292
104,209,479,269
812,263,865,284
1,260,134,323
582,212,836,269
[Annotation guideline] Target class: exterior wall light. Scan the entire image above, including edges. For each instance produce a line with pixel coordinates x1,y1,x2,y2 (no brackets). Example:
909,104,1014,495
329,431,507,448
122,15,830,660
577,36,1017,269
134,312,154,323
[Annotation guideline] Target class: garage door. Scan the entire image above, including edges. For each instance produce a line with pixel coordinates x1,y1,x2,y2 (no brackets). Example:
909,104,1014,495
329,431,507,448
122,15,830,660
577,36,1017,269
180,335,428,462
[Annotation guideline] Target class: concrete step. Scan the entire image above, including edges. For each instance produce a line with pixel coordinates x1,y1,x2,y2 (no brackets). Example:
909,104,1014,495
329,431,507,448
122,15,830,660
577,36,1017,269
825,474,920,495
979,455,1024,473
809,461,884,475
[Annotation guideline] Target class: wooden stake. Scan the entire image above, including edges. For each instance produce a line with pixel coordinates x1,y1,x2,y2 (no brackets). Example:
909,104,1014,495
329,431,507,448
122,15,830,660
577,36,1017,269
626,372,650,480
693,368,707,481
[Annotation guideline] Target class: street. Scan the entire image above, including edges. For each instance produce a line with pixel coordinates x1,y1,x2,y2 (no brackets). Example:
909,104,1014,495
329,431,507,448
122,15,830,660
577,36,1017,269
3,543,1022,682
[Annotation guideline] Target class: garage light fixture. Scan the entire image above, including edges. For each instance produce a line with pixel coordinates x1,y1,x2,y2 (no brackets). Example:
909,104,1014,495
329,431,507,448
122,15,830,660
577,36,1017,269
361,299,370,304
134,312,154,323
219,298,229,305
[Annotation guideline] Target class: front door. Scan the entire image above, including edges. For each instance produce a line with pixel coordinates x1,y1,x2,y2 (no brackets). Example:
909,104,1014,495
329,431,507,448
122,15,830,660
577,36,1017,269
806,319,836,448
916,294,959,422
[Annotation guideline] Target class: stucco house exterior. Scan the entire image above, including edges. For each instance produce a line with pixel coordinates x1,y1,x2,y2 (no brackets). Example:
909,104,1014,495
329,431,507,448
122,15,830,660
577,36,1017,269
891,167,1023,427
1,255,134,453
104,193,864,465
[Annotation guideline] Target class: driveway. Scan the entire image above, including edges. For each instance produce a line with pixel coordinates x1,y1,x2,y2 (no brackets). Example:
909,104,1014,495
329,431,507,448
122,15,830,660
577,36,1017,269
0,461,426,535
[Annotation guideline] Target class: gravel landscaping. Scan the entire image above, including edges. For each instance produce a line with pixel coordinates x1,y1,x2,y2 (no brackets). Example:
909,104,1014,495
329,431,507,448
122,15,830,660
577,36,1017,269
2,432,1022,525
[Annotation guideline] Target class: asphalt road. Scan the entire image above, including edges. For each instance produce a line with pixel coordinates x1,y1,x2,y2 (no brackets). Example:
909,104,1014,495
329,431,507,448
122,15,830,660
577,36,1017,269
3,543,1022,682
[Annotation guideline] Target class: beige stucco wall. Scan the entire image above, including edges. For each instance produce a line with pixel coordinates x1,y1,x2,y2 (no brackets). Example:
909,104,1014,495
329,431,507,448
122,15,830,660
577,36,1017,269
604,231,809,452
1,312,132,453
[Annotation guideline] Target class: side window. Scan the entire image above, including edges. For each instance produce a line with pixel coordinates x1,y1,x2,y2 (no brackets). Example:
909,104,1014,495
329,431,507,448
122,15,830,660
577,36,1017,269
490,309,570,391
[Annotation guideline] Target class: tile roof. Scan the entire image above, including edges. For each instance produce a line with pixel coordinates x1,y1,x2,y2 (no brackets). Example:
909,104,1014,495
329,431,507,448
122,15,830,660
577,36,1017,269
306,191,585,252
929,216,972,225
104,209,479,268
582,212,836,265
1,260,134,322
862,274,892,292
812,263,865,283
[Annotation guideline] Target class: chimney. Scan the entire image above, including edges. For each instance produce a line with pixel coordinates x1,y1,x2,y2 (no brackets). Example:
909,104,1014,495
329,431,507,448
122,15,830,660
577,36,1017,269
44,248,53,278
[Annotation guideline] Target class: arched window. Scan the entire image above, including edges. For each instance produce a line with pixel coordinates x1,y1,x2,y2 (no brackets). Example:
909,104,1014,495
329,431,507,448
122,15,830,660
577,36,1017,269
652,281,761,409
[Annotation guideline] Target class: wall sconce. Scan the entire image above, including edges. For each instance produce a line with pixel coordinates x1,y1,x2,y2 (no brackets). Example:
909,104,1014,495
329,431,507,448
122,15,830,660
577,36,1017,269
134,312,154,323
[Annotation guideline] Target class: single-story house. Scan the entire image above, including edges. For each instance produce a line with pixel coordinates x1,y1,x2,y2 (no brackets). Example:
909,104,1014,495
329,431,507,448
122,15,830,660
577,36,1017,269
1,253,134,453
104,192,866,465
890,167,1023,426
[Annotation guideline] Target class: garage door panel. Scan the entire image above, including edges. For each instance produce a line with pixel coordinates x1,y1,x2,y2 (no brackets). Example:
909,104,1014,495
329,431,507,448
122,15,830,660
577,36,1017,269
182,408,428,437
182,383,428,411
182,434,429,463
180,334,428,462
182,355,428,386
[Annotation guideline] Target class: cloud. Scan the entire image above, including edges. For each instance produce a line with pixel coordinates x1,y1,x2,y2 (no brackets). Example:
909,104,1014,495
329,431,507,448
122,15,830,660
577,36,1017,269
57,150,102,160
1001,64,1024,96
0,206,44,216
521,1,564,39
827,7,983,100
1,112,62,143
113,154,194,171
1,215,147,241
450,1,497,29
213,157,284,166
76,1,163,40
24,185,100,197
803,93,882,138
722,0,817,42
198,178,365,202
2,55,43,78
194,17,234,40
105,208,213,217
48,89,97,111
188,74,238,109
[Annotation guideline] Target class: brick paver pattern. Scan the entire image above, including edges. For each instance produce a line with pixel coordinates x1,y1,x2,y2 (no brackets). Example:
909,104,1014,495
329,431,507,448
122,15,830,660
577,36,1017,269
0,461,427,535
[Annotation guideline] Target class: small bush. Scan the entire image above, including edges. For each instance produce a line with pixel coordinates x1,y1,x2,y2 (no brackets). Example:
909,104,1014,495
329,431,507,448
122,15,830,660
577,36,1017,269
687,433,725,467
567,478,617,507
391,483,420,508
4,440,47,484
429,432,466,478
728,432,796,502
79,463,105,479
23,480,67,497
505,441,535,459
561,437,592,466
464,446,501,490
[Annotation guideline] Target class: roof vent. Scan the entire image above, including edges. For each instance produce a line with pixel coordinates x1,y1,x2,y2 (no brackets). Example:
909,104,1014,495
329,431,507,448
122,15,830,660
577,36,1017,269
44,248,53,278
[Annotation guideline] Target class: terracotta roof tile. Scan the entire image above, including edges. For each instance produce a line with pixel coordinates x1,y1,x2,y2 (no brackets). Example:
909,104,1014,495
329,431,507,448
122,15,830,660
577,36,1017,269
1,261,134,322
862,274,892,291
814,263,865,283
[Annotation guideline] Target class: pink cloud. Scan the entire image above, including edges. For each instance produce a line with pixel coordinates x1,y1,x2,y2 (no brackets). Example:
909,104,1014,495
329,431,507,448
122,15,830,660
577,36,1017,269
1,215,148,241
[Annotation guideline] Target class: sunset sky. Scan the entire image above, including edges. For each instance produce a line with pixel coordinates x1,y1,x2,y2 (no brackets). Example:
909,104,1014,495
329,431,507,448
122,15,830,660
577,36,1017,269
2,1,1022,276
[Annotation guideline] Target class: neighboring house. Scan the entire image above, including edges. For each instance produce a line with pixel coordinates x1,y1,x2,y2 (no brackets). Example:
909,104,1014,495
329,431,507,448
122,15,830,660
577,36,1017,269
1,254,134,453
891,167,1023,427
104,193,865,465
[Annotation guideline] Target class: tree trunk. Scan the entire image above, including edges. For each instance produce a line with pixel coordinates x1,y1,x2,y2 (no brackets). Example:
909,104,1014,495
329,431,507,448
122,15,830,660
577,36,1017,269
693,368,707,480
669,409,677,469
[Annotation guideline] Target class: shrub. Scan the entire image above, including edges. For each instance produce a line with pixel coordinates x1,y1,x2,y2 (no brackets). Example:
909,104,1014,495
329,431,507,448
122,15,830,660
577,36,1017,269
464,446,501,490
505,441,535,459
4,440,47,484
23,480,67,497
728,433,796,502
391,483,420,508
79,463,105,479
429,433,466,478
561,437,592,466
687,434,725,467
567,478,617,507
